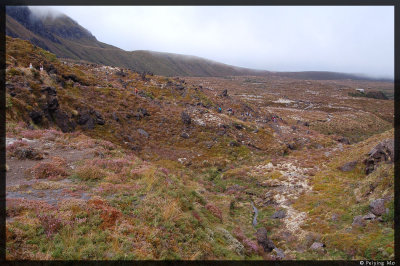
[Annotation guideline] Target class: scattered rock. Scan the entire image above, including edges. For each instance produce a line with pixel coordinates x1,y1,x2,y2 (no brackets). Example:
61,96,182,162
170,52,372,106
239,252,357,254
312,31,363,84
178,158,187,164
216,227,244,256
137,128,149,138
112,112,119,122
364,139,394,174
338,161,357,172
338,137,350,145
14,147,43,160
369,199,386,216
365,91,388,100
287,143,295,150
42,86,57,96
138,108,150,117
221,89,228,97
271,209,286,219
229,141,240,147
309,242,325,251
259,180,281,187
181,112,191,125
272,248,285,259
331,213,340,221
256,228,275,252
362,213,376,220
233,123,243,130
352,215,366,227
204,141,214,149
180,132,190,139
93,110,105,125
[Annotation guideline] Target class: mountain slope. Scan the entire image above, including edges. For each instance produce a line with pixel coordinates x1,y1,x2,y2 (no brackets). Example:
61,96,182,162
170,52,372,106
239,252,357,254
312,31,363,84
6,6,391,81
5,6,269,77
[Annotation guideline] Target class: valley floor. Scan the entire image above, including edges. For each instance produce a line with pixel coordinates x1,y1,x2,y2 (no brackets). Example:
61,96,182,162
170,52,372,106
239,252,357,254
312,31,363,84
5,36,394,260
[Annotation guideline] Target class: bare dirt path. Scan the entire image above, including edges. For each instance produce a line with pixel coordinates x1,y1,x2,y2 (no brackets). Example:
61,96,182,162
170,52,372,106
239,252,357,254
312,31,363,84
6,137,98,207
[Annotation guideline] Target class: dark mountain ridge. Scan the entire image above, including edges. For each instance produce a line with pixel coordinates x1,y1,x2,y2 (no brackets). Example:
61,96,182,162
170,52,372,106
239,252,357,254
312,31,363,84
5,6,392,81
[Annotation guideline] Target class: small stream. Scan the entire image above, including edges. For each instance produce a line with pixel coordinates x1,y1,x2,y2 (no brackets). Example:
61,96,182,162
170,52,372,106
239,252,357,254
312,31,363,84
251,201,258,227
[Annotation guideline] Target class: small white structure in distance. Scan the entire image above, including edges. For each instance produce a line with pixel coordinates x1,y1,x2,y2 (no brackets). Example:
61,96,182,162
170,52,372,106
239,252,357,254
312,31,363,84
356,88,365,93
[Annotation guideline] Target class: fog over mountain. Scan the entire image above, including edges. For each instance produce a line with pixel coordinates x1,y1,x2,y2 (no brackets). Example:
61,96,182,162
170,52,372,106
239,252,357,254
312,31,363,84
33,6,395,80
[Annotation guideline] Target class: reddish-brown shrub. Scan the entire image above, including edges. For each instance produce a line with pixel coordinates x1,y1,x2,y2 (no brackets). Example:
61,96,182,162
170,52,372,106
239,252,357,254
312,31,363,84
30,157,68,180
205,203,223,222
89,197,121,229
37,213,62,238
233,227,259,254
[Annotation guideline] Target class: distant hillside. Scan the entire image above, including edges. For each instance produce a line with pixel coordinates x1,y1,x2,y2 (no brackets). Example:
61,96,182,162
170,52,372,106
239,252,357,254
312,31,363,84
5,6,269,77
273,71,393,82
5,6,391,81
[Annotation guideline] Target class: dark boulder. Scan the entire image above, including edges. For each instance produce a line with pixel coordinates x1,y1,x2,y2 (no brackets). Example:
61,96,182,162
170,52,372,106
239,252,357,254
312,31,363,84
338,161,357,172
54,110,75,133
77,112,90,125
338,137,350,145
62,74,80,83
256,228,275,252
181,112,191,125
42,86,57,96
271,209,286,219
77,110,100,130
90,110,105,125
287,143,295,150
221,89,228,97
93,110,105,125
181,132,190,139
364,139,394,174
29,111,43,124
46,96,59,112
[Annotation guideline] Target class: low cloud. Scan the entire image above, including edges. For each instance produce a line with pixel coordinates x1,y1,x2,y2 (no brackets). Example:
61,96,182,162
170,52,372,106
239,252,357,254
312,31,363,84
32,6,395,79
28,6,63,19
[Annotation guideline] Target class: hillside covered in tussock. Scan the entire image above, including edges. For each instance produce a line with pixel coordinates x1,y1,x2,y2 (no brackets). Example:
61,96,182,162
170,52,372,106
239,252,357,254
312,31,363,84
5,36,394,260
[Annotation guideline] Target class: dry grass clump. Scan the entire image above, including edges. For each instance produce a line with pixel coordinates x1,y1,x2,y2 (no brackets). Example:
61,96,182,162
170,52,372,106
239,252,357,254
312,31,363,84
74,164,106,181
30,157,68,180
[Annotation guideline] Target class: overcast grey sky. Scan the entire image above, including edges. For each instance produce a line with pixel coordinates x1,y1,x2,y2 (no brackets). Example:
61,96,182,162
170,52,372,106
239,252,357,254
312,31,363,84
30,6,394,79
